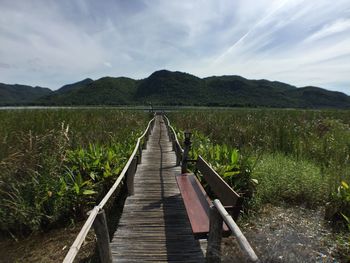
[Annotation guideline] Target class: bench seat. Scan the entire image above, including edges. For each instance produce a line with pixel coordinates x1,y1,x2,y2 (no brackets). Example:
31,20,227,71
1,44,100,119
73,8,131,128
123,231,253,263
176,173,230,238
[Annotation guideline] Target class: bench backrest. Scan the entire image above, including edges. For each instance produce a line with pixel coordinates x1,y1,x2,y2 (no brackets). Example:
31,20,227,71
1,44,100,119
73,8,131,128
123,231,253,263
196,156,240,208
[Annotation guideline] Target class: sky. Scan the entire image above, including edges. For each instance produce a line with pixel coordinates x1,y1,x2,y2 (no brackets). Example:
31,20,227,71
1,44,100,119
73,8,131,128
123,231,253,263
0,0,350,94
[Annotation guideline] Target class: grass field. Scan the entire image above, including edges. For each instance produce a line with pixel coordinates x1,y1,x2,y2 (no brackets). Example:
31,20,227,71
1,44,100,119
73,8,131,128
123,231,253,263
1,107,349,251
168,109,350,224
0,109,148,234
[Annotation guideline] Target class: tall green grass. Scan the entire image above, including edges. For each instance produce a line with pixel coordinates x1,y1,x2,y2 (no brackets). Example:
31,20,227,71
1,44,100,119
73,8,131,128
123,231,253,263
251,153,328,208
0,109,148,233
177,130,256,211
169,109,350,222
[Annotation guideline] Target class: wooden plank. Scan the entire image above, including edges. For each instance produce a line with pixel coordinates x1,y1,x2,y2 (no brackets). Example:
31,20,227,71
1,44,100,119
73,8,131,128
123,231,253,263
176,174,230,238
176,174,211,238
196,156,239,207
63,118,156,263
126,157,137,195
98,117,155,209
111,115,205,262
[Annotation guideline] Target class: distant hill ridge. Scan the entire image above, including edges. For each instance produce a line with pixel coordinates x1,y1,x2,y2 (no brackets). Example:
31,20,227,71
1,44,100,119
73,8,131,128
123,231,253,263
1,70,349,108
0,83,51,105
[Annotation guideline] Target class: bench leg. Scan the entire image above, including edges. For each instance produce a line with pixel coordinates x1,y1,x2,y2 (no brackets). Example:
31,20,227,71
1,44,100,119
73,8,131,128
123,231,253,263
207,205,223,263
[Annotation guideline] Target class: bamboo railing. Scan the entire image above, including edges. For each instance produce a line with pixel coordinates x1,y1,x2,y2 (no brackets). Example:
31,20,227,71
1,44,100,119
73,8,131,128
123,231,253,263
209,199,259,262
164,115,259,263
63,116,155,263
163,115,183,165
63,114,258,263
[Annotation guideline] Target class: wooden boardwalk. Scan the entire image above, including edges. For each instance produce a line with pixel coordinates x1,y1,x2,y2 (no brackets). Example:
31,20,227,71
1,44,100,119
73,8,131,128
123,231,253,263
110,115,205,262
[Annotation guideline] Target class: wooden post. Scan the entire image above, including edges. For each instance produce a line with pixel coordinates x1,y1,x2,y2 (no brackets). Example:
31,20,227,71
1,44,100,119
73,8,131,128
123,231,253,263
147,128,150,138
142,137,147,150
207,205,223,263
181,131,192,173
213,199,259,262
126,157,137,195
177,152,181,166
149,121,153,136
138,145,142,164
176,144,182,166
168,128,172,142
181,144,190,173
93,209,112,263
150,120,154,133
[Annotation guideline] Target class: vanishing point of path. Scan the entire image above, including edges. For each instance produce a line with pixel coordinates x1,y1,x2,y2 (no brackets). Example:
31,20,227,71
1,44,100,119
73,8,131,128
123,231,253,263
110,115,205,262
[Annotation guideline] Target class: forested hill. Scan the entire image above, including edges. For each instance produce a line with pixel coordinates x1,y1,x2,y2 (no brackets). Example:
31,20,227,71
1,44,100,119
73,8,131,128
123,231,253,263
0,83,52,105
1,70,350,108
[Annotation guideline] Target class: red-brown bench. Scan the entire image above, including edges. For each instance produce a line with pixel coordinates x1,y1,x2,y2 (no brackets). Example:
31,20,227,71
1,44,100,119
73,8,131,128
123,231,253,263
176,156,241,239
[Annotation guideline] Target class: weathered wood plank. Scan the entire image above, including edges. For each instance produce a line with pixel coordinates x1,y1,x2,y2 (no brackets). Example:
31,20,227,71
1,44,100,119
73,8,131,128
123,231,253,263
175,174,211,237
196,156,239,207
111,115,205,262
175,173,230,238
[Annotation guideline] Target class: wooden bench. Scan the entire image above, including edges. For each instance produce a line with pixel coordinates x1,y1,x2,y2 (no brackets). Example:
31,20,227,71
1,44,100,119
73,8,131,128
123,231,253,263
176,156,241,239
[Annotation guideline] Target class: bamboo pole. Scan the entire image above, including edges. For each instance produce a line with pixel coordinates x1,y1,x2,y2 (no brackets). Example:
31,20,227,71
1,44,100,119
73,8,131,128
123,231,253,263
63,117,155,263
63,207,99,263
213,199,259,262
98,117,154,209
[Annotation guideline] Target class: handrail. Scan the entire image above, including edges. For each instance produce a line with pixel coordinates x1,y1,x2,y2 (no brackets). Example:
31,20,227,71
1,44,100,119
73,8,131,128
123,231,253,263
212,199,259,262
163,115,183,153
63,116,155,263
164,115,258,262
63,207,99,262
98,116,155,208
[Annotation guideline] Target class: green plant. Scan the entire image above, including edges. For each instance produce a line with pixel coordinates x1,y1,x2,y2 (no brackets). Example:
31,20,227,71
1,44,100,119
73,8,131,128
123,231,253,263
0,109,148,234
326,181,350,228
251,153,328,208
177,130,256,210
169,109,350,218
0,127,71,232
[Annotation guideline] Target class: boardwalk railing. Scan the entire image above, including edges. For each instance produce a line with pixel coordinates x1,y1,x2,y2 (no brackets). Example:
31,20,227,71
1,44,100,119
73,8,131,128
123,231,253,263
208,199,259,262
163,115,183,166
164,115,259,263
63,116,155,263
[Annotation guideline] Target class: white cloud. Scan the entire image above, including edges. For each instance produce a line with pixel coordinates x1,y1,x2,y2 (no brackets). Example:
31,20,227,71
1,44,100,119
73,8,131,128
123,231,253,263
305,19,350,43
103,62,112,68
0,0,349,94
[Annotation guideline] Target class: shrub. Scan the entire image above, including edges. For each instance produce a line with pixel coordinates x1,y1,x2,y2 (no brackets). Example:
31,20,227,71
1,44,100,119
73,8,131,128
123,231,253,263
0,127,70,233
177,130,256,210
0,110,148,234
251,153,329,208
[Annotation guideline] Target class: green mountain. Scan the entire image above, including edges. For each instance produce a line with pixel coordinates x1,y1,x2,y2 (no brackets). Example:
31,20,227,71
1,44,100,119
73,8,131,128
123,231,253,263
135,70,205,105
1,70,349,108
286,86,350,108
133,71,350,108
0,83,52,105
202,75,298,107
39,77,137,105
58,78,93,94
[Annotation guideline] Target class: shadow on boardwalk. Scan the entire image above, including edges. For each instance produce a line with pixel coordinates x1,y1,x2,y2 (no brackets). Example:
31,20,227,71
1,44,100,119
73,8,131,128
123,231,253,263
110,116,205,262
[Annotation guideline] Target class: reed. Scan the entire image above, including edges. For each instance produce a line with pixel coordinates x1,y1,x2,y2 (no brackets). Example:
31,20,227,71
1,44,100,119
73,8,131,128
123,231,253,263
169,109,350,222
0,109,148,234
